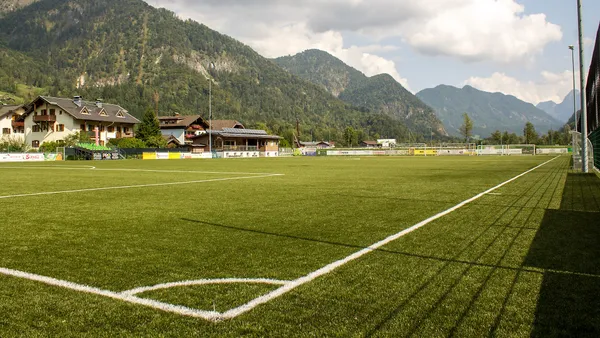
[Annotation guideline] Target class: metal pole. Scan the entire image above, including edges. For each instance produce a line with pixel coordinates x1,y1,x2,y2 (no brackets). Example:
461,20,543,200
570,45,578,133
577,0,588,172
209,78,212,156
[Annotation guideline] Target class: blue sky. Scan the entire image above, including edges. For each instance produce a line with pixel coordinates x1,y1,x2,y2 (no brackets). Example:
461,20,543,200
152,0,600,105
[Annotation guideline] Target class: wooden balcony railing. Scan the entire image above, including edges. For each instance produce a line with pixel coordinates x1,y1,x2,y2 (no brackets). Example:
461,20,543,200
33,115,57,122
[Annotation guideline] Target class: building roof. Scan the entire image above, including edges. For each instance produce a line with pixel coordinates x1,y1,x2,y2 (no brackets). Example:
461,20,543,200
158,115,207,130
0,105,23,119
362,140,379,145
193,128,281,140
300,141,332,147
24,96,140,124
208,120,245,131
162,134,183,146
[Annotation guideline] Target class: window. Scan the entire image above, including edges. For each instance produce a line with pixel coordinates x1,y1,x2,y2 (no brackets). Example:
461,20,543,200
123,127,130,133
88,124,94,131
32,125,40,132
41,109,47,116
99,125,105,132
117,126,122,133
2,128,10,135
108,126,114,133
49,109,56,115
59,111,63,115
80,124,86,131
81,107,90,115
32,140,39,148
57,124,65,132
116,111,125,118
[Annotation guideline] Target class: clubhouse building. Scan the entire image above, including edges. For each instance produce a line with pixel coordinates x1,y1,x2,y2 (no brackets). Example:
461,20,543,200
18,96,139,148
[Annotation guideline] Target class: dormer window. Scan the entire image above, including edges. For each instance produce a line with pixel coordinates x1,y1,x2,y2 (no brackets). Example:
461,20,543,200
99,109,108,117
116,111,125,118
81,107,90,115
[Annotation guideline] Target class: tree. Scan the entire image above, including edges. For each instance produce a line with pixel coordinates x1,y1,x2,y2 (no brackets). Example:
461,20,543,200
343,126,358,147
460,113,473,141
136,107,161,143
523,122,538,144
113,138,147,149
64,131,92,147
490,130,502,144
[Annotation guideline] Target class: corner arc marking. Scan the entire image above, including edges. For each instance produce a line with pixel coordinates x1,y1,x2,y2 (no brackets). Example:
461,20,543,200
122,278,290,296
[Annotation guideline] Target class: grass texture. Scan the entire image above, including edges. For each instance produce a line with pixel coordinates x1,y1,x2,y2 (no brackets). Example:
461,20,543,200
0,155,598,337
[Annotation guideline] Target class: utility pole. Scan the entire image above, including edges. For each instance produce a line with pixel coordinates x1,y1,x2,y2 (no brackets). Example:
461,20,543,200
209,77,212,156
577,0,588,172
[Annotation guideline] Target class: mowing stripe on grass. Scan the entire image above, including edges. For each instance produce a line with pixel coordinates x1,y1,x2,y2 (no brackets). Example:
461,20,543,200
218,156,561,320
0,174,283,200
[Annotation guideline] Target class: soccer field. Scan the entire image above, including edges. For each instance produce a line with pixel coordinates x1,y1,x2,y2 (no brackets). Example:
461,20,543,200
0,155,598,336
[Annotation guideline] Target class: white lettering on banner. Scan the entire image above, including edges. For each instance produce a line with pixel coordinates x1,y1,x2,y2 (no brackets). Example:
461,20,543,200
0,153,45,162
156,153,170,160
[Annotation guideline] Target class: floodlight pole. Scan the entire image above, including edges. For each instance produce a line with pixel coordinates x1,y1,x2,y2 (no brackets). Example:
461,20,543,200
577,0,588,172
569,45,578,133
209,77,212,157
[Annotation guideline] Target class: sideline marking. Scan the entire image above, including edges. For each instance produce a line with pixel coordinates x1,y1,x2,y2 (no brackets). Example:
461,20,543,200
0,174,283,200
0,156,560,321
218,156,561,320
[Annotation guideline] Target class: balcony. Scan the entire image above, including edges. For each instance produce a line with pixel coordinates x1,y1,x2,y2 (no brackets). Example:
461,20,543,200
11,121,24,128
222,145,259,151
116,132,134,138
33,115,57,122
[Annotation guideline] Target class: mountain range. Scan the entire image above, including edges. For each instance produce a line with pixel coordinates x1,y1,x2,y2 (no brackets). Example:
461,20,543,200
536,90,580,123
416,85,563,137
0,0,572,143
0,0,418,144
273,49,446,136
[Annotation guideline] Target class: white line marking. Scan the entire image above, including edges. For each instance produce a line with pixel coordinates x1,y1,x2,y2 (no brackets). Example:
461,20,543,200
123,278,290,296
218,156,561,320
0,156,560,321
0,174,283,200
0,165,278,176
0,267,222,320
0,165,97,170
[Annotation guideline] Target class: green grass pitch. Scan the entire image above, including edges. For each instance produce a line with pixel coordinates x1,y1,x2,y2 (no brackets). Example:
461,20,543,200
0,155,599,336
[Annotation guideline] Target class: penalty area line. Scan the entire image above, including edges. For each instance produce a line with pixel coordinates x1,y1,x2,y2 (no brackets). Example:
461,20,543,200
0,174,283,200
219,156,561,320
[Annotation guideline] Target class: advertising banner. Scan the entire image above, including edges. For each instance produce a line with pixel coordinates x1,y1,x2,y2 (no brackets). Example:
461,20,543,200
142,152,157,160
0,153,45,162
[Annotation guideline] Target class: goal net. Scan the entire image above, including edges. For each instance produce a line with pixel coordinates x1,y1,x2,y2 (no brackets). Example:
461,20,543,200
476,144,535,156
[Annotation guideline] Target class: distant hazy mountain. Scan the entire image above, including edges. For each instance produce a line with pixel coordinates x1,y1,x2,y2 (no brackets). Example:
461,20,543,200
416,85,563,137
536,90,580,123
274,49,447,136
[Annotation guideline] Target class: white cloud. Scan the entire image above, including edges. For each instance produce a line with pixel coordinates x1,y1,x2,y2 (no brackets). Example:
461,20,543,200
150,0,562,91
464,71,578,105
